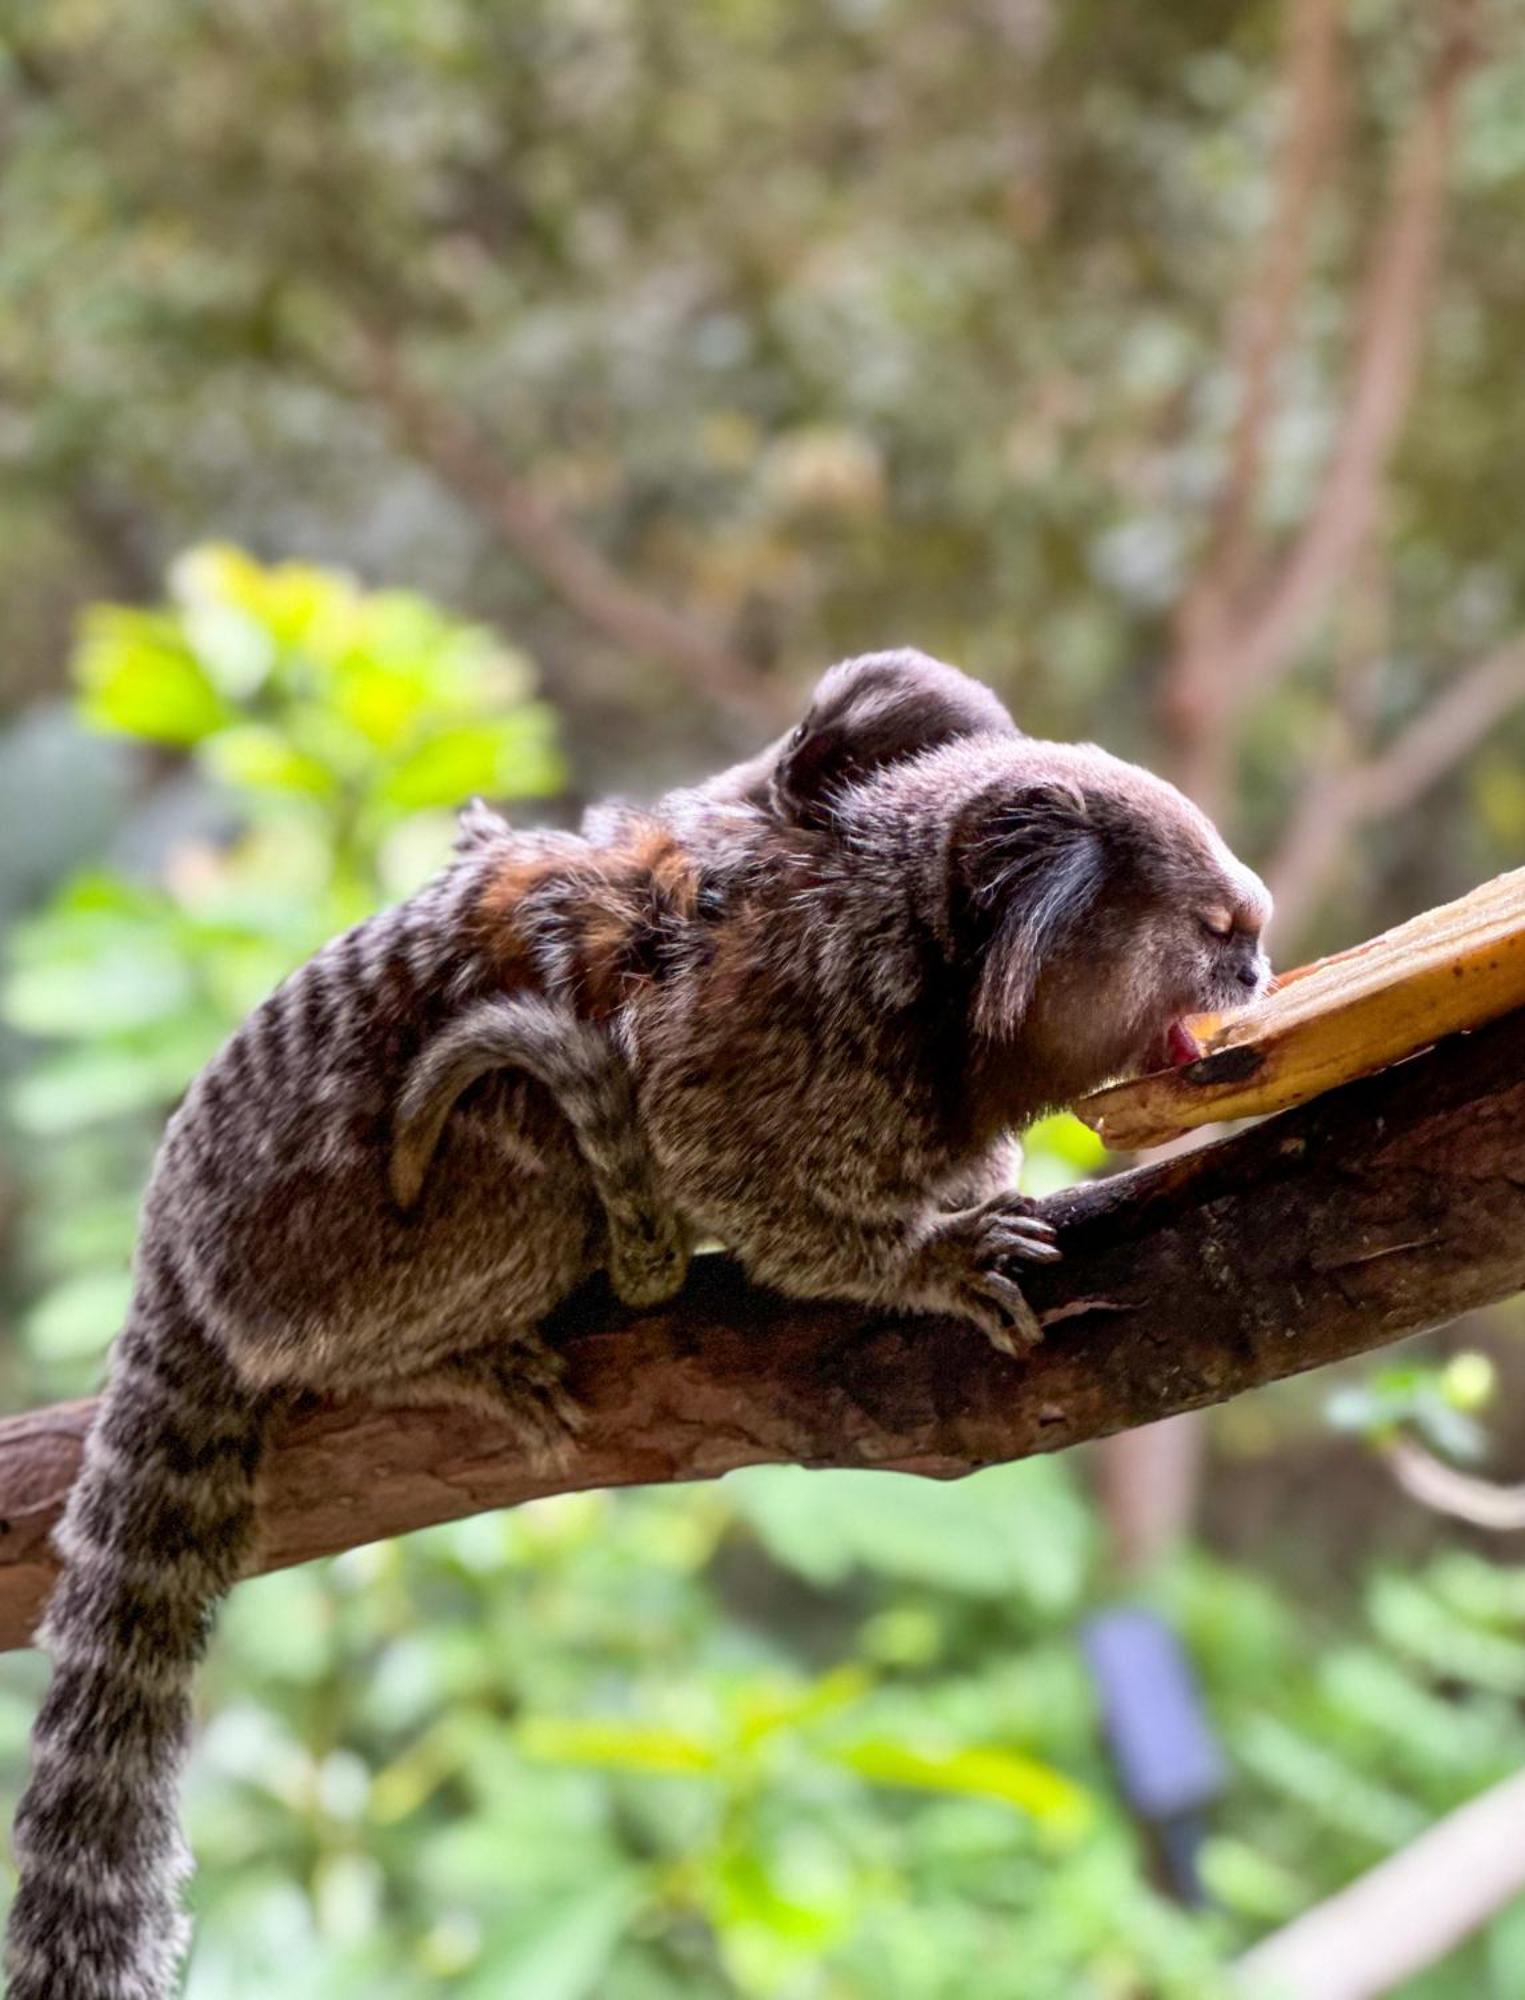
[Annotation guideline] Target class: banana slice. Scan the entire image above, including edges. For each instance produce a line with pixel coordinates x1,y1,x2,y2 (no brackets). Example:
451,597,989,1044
1075,864,1525,1150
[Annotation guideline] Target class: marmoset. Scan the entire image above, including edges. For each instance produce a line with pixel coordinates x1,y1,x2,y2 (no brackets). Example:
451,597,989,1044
622,730,1271,1350
395,648,1023,1241
4,656,1267,2000
3,647,1022,1999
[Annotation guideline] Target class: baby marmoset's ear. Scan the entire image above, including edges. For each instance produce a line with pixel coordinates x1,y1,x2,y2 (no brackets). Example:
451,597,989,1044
773,649,1020,830
771,715,860,828
454,797,513,853
961,781,1108,1040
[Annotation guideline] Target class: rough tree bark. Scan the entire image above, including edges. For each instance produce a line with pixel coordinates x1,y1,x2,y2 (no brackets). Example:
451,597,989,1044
3,1004,1524,1655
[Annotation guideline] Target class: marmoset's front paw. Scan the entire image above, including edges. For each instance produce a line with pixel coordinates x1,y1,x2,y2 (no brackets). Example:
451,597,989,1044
607,1206,692,1308
912,1194,1060,1355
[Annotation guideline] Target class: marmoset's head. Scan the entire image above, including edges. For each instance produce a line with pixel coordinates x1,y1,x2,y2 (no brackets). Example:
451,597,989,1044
847,734,1271,1116
674,648,1019,829
763,649,1019,828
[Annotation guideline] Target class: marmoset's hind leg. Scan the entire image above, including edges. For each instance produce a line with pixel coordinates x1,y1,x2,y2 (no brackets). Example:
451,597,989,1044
371,1335,582,1467
231,1242,591,1471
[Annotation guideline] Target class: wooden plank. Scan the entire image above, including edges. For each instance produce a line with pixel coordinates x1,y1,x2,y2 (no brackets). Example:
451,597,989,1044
1075,865,1525,1150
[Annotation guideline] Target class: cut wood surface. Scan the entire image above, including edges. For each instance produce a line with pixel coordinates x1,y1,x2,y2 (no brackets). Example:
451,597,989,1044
5,1003,1525,1655
1078,864,1525,1149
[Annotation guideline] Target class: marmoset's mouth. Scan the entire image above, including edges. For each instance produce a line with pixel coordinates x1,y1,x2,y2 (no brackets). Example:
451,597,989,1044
1138,1016,1205,1074
1165,1018,1203,1067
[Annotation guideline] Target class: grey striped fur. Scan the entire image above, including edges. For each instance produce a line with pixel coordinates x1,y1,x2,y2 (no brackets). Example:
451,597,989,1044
408,652,1024,1243
6,652,1014,1997
4,821,696,1999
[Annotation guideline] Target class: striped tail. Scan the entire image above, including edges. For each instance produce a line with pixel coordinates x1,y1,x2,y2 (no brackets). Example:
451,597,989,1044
387,994,688,1307
5,1261,267,2000
384,993,610,1210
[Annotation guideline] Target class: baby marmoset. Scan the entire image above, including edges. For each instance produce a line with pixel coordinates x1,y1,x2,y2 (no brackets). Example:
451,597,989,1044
392,647,1026,1260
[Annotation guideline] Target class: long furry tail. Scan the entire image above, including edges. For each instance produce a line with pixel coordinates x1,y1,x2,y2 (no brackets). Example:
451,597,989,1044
5,1256,267,2000
387,995,689,1308
388,994,648,1215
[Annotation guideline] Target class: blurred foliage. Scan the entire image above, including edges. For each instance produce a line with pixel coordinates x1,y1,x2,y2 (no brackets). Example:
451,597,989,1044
1328,1352,1500,1462
3,564,1525,1995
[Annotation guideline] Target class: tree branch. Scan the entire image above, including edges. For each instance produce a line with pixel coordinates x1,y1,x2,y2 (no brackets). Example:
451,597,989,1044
1261,525,1388,938
1165,0,1480,807
351,329,780,725
5,1004,1525,1654
1238,1763,1525,2000
1383,1435,1525,1531
1349,635,1525,819
1239,1,1478,685
1164,0,1344,794
1214,0,1346,587
1267,634,1525,935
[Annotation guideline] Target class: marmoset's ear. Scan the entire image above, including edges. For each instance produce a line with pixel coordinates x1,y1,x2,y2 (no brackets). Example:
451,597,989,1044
963,783,1107,1040
773,649,1019,830
454,797,512,853
771,714,861,828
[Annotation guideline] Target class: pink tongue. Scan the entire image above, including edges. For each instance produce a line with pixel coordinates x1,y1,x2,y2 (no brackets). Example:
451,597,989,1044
1165,1020,1202,1067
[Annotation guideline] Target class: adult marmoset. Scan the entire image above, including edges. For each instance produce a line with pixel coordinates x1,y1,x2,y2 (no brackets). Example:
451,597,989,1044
5,648,1025,2000
622,728,1269,1349
5,669,1267,2000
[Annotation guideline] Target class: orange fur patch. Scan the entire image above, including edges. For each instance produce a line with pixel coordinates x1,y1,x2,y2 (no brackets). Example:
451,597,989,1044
473,826,702,1019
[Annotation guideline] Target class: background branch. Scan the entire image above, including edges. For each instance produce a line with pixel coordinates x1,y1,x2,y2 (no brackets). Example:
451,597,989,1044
1267,633,1525,933
1237,1762,1525,2000
1231,2,1477,686
351,329,779,726
1165,0,1479,809
1164,0,1345,793
6,1002,1525,1656
1383,1435,1525,1532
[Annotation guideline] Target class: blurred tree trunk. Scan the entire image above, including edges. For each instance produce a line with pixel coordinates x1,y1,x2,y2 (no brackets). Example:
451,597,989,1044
1104,0,1486,1579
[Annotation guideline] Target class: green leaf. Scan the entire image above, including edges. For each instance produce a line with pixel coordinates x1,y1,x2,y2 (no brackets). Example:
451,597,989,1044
727,1460,1093,1611
9,1039,199,1133
1020,1112,1109,1196
203,724,339,799
4,938,196,1037
1369,1572,1525,1695
733,1666,870,1748
182,601,276,701
833,1737,1091,1833
1235,1714,1428,1846
464,1876,645,2000
24,1268,134,1361
74,608,231,745
375,710,563,811
710,1843,856,1974
517,1715,719,1777
1197,1837,1307,1925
